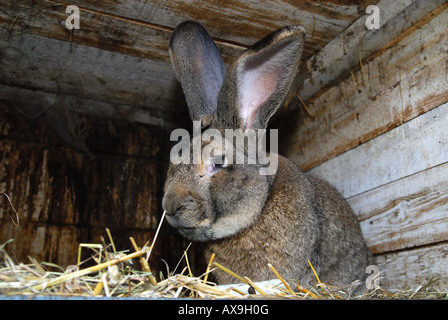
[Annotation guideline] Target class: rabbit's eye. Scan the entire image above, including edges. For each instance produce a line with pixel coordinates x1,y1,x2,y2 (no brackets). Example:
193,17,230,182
204,155,226,177
212,155,226,168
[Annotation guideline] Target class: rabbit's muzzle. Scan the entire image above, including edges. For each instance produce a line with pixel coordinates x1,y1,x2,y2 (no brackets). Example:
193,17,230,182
162,187,211,240
162,189,187,217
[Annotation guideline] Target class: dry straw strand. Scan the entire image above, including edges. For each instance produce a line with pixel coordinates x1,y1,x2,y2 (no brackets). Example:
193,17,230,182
307,259,321,284
297,284,319,299
296,94,314,119
244,277,267,295
184,249,193,278
268,263,295,296
105,228,117,254
358,39,367,87
1,193,19,226
202,253,215,284
77,243,103,266
146,210,166,261
130,237,157,286
213,262,248,285
32,247,149,292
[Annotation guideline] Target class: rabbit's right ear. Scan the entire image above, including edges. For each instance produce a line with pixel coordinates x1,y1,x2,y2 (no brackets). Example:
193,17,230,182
170,21,226,127
217,26,305,131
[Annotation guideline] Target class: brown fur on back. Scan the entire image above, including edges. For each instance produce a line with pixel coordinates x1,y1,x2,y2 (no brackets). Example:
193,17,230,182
206,156,375,285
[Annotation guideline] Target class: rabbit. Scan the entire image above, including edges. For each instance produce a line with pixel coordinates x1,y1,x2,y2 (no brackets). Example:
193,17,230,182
162,20,375,287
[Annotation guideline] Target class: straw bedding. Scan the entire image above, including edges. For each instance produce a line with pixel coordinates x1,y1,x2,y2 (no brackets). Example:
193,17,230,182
1,230,446,300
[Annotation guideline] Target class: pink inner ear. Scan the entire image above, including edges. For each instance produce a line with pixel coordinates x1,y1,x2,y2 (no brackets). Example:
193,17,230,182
237,50,284,130
238,69,279,129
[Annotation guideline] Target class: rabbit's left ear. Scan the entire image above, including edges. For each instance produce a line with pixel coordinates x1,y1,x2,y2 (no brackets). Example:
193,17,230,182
219,26,305,130
170,21,226,127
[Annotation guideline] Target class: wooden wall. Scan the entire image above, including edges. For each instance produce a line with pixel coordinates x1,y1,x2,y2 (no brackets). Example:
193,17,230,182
279,5,448,290
0,107,204,275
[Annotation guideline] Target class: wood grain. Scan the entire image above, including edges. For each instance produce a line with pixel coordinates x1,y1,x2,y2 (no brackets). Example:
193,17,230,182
285,8,448,171
0,30,191,128
295,0,447,101
309,102,448,199
352,161,448,254
376,242,448,291
0,0,244,63
61,0,367,58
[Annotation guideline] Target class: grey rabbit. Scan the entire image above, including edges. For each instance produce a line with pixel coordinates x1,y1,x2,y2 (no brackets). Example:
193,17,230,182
163,21,375,286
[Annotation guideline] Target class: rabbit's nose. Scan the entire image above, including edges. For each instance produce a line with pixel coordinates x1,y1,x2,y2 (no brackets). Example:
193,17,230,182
162,189,183,216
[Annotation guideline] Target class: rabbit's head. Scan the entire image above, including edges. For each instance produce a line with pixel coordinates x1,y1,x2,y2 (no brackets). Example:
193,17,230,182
163,21,305,241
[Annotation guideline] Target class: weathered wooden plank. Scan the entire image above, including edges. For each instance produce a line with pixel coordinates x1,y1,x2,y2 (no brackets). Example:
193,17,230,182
351,162,448,254
376,242,448,291
0,221,80,266
0,0,244,64
0,138,164,228
0,0,169,61
0,30,192,128
62,0,366,59
0,28,173,102
309,102,448,199
285,8,448,171
296,0,447,101
0,84,189,130
0,107,169,230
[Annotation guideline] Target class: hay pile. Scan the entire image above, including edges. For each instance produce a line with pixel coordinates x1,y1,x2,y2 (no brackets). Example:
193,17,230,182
0,230,447,300
0,236,235,299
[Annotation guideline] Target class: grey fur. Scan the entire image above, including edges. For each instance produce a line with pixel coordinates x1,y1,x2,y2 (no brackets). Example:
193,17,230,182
163,21,375,286
169,21,225,127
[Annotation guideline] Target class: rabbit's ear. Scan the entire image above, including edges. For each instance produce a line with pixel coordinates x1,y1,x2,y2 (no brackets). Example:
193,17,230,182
219,26,305,130
170,21,226,127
